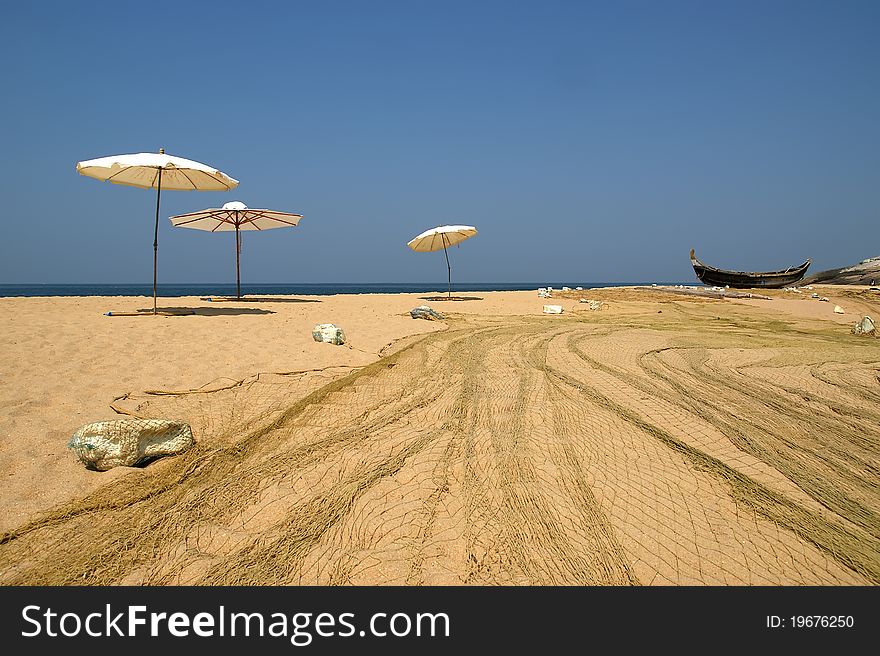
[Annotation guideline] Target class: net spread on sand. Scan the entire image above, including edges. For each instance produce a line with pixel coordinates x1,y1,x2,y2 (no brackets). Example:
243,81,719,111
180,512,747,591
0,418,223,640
0,293,877,585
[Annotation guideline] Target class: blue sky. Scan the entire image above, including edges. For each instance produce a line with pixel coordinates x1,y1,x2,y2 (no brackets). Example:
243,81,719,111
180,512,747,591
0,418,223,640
1,0,877,284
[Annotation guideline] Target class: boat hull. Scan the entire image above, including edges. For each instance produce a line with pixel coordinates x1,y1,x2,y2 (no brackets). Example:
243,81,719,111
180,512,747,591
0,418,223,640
690,249,811,289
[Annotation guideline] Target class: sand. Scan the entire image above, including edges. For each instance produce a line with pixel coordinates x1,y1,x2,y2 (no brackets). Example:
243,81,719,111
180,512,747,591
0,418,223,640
0,285,877,585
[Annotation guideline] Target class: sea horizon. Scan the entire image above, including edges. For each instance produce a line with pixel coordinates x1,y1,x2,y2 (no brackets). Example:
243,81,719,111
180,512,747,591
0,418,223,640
0,281,695,298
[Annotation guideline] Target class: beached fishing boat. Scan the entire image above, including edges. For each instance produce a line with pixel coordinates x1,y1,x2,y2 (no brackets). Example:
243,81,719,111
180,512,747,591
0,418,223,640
690,249,811,288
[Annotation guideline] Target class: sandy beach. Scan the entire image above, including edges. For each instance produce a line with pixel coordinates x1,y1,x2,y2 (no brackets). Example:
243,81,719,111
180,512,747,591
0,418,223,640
0,285,877,585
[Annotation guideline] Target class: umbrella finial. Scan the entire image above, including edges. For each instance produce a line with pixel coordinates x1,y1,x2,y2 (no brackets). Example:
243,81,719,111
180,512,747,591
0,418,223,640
159,148,165,154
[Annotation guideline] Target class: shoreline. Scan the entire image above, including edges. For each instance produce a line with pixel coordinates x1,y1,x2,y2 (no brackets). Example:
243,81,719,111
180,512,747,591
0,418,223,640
0,281,694,299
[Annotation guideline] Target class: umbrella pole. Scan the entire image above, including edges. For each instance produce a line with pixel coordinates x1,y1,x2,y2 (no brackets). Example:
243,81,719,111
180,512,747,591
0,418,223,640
443,244,451,299
153,168,163,315
236,224,241,300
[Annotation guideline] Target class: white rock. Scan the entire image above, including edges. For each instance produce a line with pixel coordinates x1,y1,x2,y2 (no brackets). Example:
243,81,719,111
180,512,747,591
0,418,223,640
575,286,583,291
312,323,346,345
834,305,845,314
852,316,875,336
562,286,571,291
543,305,563,314
68,419,194,471
410,306,444,321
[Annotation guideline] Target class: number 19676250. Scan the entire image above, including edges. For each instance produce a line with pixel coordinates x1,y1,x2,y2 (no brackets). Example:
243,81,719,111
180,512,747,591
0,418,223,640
767,616,854,628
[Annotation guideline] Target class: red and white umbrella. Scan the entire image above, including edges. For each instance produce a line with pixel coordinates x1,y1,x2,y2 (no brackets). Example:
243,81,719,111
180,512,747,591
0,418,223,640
170,201,303,299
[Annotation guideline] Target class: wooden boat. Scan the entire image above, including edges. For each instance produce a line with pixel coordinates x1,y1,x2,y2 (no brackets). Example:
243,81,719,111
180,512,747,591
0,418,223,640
690,249,811,289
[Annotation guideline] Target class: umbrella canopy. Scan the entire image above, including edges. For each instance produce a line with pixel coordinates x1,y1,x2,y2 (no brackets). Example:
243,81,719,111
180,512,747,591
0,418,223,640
76,152,238,191
170,201,302,232
407,225,478,252
76,149,239,314
170,201,303,299
407,225,478,298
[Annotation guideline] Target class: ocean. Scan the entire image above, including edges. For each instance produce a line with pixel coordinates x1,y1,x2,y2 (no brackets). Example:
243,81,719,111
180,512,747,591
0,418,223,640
0,282,686,298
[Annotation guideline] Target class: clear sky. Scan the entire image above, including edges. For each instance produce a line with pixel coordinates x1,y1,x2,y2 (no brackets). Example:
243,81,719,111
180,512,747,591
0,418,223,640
1,0,877,284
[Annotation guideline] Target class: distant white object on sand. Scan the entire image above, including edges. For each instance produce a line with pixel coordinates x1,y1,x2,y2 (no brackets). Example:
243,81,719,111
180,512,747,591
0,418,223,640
543,305,563,314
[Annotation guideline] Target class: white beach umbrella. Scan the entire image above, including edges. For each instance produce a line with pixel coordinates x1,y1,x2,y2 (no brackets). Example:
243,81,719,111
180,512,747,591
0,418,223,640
407,225,478,298
170,201,303,299
76,149,239,314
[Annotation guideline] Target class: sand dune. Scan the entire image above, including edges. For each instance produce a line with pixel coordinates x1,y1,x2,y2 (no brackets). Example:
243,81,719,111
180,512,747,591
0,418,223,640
0,287,877,585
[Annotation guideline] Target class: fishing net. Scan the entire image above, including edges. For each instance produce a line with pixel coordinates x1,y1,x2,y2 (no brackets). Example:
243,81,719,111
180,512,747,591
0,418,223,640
0,293,878,585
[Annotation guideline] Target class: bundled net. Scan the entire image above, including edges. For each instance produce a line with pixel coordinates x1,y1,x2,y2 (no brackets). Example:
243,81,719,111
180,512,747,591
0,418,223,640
0,293,878,585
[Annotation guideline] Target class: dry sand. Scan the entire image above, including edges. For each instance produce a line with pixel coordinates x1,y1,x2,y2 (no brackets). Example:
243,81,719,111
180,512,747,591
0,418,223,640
0,285,877,585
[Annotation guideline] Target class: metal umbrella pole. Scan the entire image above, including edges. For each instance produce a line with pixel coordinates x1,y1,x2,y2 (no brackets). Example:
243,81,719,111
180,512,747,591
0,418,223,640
442,233,452,299
151,150,164,315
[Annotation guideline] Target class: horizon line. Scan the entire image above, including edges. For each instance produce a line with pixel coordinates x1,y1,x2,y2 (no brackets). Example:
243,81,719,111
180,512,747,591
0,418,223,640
0,280,694,286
